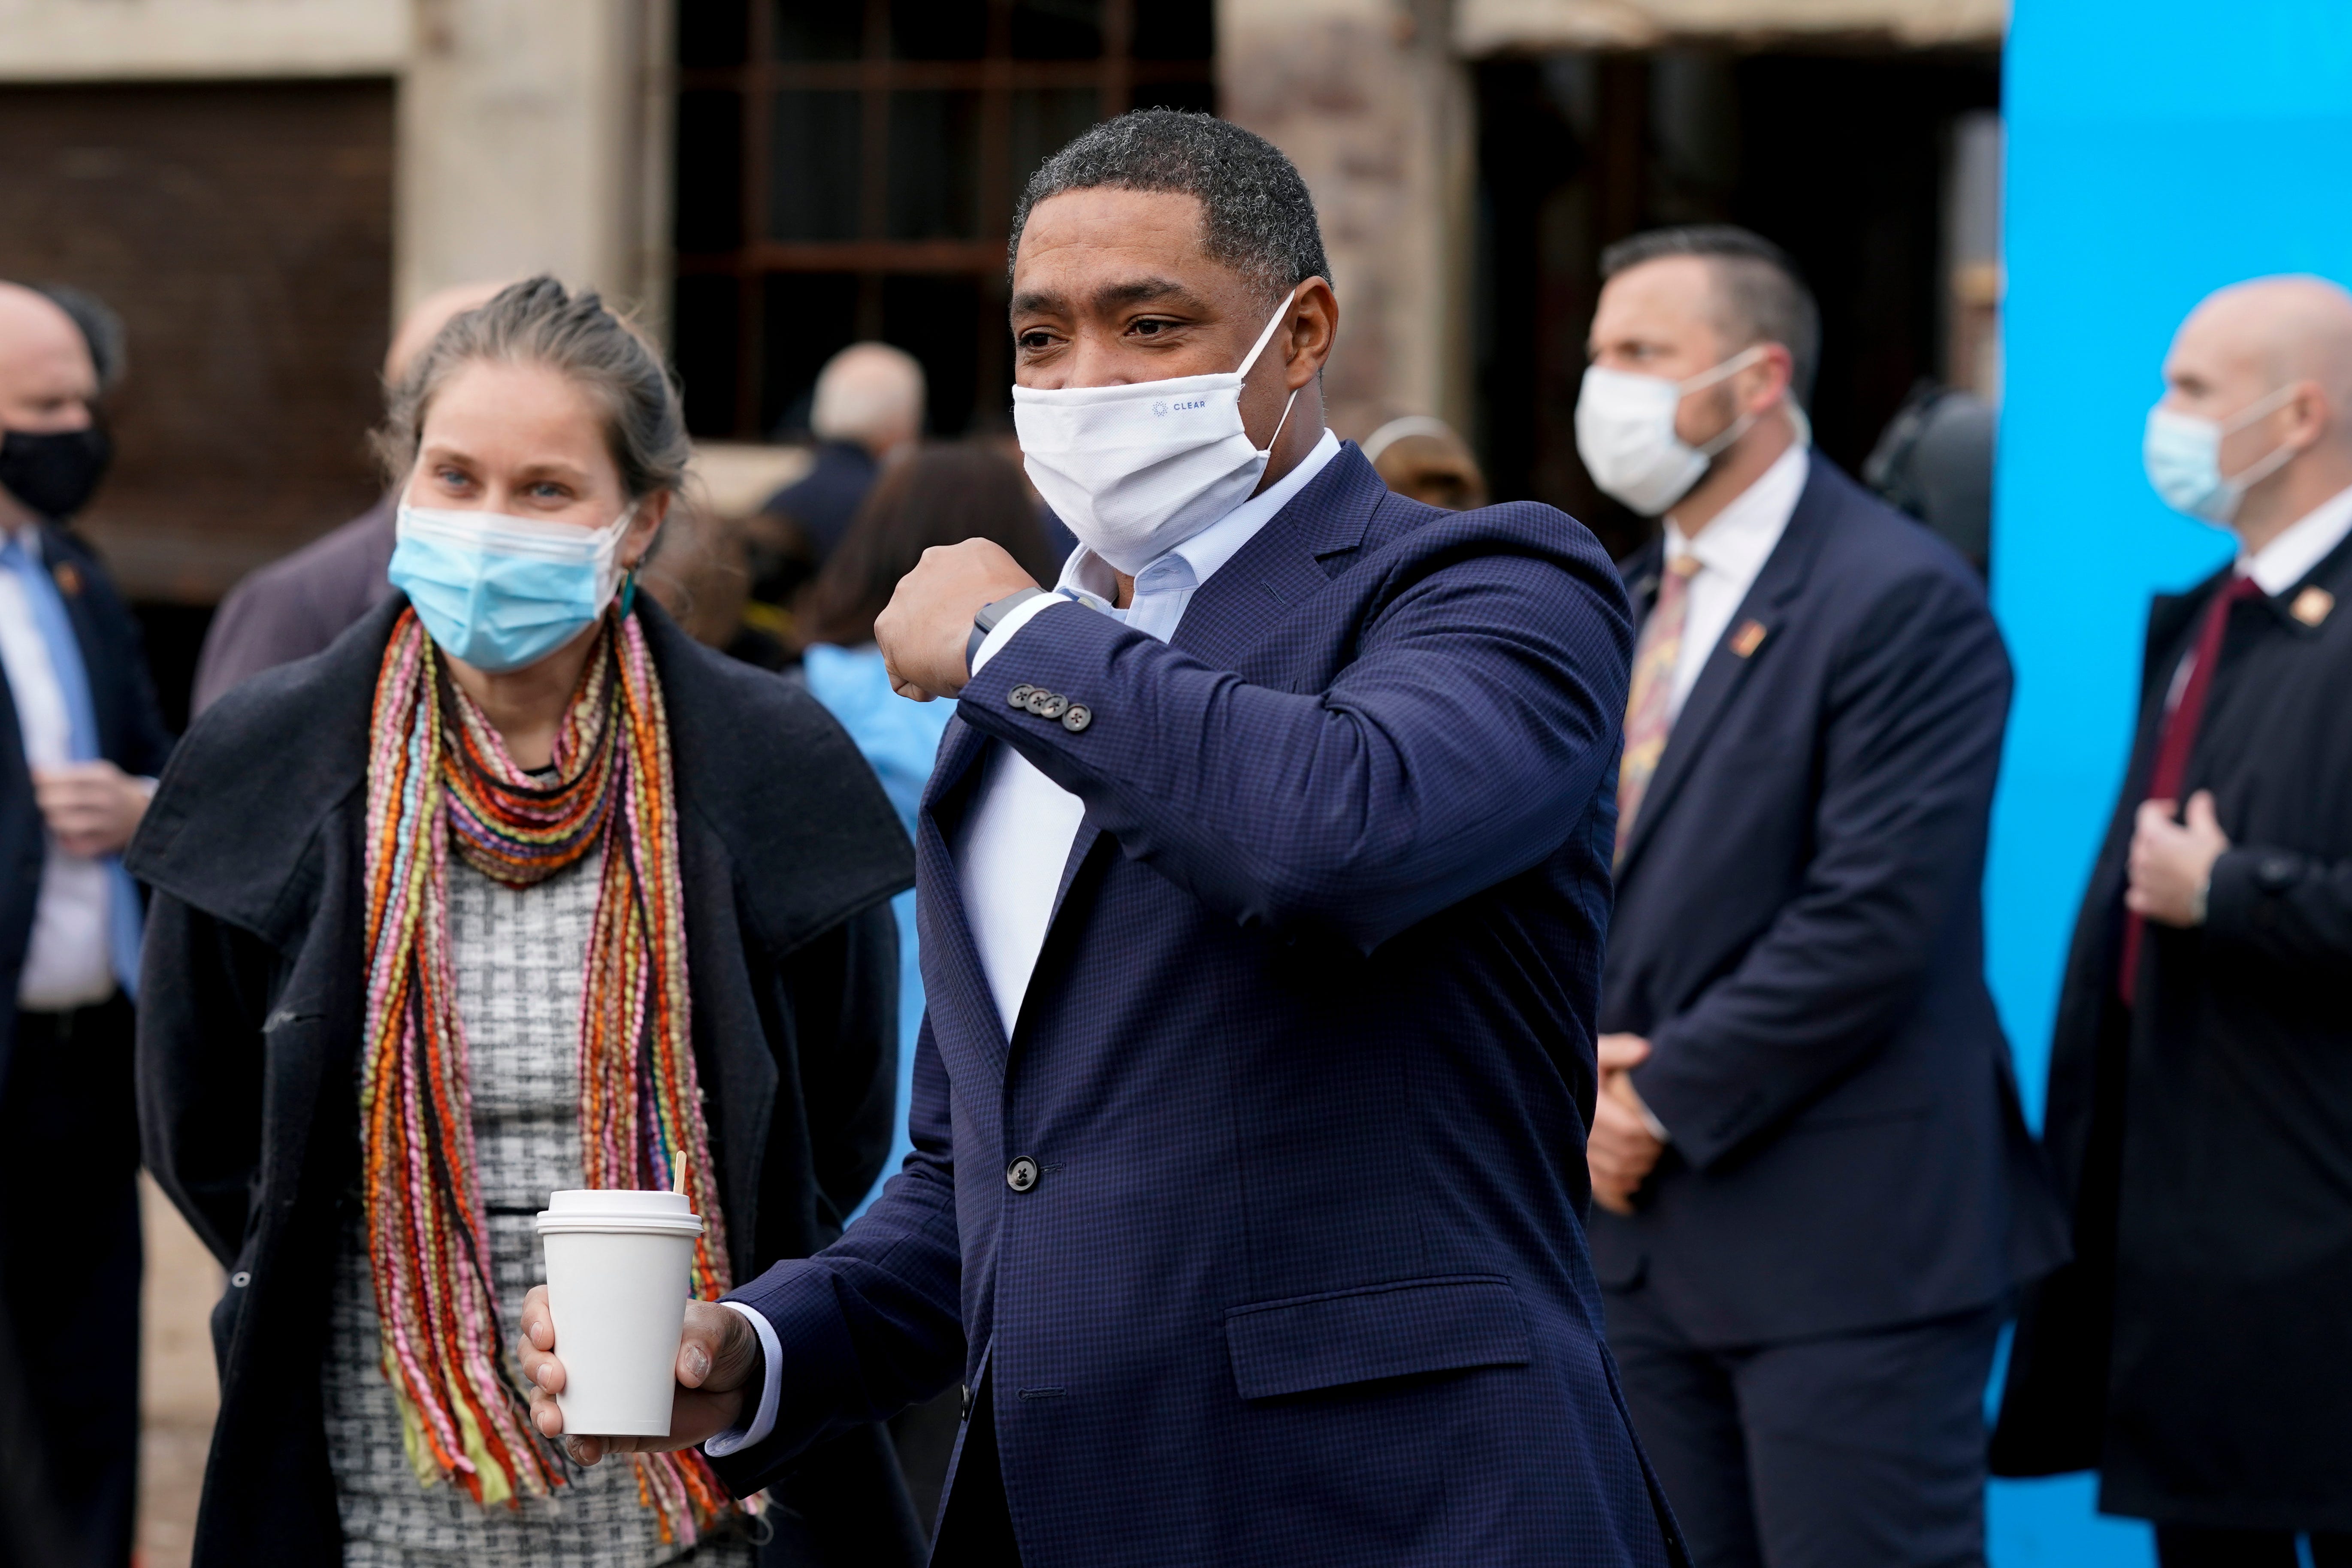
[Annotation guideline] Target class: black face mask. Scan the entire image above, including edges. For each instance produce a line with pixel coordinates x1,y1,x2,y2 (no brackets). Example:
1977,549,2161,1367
0,425,112,520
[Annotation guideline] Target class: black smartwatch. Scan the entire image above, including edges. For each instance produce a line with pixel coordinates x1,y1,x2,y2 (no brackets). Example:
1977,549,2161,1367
967,588,1049,675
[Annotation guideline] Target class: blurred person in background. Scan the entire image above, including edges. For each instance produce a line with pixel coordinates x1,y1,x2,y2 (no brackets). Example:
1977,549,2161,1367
792,441,1059,1529
1993,276,2352,1568
1864,381,1995,575
1576,226,2063,1568
0,279,169,1568
128,278,922,1568
189,280,507,715
1361,414,1489,510
744,343,928,639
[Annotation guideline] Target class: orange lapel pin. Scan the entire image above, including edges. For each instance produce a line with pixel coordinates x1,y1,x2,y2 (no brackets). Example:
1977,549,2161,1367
51,561,83,598
2291,586,2334,627
1729,619,1768,658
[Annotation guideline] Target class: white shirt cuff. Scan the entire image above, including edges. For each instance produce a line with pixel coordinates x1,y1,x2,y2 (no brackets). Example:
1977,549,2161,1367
970,591,1076,676
701,1300,783,1458
1627,1085,1671,1145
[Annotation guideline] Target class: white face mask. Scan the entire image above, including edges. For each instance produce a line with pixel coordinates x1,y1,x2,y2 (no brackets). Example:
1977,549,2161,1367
2142,383,2300,526
1013,289,1300,574
1574,345,1773,517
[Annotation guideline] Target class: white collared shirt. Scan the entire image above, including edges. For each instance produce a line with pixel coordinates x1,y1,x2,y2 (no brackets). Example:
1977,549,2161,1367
1660,443,1811,720
0,524,116,1009
2240,481,2352,595
2158,481,2352,718
953,429,1344,1034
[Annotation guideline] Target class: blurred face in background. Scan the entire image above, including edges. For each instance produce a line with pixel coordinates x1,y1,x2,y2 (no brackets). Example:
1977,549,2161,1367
1373,434,1488,511
405,360,665,556
2158,299,2321,489
0,285,104,528
1587,255,1773,451
0,288,96,438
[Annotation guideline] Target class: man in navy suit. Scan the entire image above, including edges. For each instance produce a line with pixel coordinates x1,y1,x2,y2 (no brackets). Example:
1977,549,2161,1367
522,112,1681,1566
1574,227,2067,1568
0,281,172,1568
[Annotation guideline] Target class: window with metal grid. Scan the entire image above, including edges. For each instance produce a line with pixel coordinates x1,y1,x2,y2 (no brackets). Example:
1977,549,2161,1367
672,0,1216,441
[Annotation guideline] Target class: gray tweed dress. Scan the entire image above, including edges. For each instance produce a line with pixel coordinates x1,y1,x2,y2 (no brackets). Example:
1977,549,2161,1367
321,849,759,1567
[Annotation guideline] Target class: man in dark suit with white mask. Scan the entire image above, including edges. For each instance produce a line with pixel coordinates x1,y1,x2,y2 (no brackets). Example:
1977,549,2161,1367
0,280,172,1568
1577,226,2065,1568
522,110,1685,1568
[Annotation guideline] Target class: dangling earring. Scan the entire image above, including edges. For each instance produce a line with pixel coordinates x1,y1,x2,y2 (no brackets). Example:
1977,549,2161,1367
618,563,639,621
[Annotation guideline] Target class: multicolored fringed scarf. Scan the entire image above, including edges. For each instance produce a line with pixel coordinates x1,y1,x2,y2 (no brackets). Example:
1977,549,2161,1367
359,604,738,1540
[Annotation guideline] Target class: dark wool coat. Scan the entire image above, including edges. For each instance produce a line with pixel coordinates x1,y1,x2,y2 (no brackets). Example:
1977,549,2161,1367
1993,528,2352,1533
126,595,923,1566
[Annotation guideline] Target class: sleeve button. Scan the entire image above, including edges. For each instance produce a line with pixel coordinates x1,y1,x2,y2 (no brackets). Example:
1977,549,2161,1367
1035,693,1070,719
1007,684,1035,709
1061,704,1091,733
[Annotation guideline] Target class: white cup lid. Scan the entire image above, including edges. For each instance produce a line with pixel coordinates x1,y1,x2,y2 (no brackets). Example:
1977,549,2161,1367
534,1187,704,1236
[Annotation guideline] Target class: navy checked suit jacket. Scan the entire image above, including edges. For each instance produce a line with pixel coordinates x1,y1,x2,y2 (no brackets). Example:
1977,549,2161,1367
712,446,1683,1567
1590,457,2067,1346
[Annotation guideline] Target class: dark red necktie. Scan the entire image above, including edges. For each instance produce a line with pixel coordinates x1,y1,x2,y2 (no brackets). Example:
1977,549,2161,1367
2117,573,2264,1000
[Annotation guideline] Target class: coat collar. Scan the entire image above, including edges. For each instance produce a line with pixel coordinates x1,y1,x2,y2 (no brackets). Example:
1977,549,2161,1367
128,594,911,958
1613,455,1844,881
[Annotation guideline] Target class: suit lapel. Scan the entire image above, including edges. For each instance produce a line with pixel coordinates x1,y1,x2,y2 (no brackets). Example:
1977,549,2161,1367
937,447,1385,1071
1614,463,1835,881
1167,445,1383,672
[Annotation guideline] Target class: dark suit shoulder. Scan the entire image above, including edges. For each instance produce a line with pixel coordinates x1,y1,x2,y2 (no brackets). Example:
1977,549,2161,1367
1347,491,1627,613
1805,458,1988,601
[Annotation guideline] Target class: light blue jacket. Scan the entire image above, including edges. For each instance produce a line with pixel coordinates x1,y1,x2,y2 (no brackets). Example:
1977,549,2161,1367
801,642,953,1221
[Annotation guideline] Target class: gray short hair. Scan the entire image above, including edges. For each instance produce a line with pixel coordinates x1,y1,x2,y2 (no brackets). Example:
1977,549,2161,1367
374,276,690,501
1009,110,1331,304
811,341,926,447
1600,226,1820,406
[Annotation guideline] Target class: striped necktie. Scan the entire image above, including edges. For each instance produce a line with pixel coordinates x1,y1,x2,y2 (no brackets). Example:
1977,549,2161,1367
1615,553,1701,865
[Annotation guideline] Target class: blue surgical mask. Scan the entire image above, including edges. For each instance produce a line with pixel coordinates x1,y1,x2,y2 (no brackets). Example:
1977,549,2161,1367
2143,384,2299,525
388,502,635,673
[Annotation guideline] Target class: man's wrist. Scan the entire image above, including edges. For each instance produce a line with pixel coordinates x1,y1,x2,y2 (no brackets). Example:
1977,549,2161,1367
968,590,1072,678
967,588,1049,675
701,1301,782,1457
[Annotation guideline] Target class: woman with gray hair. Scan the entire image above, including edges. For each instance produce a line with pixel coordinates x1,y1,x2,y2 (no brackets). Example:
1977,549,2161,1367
128,278,925,1568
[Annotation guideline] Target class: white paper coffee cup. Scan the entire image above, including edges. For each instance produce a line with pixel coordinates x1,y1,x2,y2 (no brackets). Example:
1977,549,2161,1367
534,1189,704,1438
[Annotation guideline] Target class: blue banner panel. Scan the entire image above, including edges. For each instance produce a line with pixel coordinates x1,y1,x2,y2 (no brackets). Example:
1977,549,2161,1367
1987,2,2352,1562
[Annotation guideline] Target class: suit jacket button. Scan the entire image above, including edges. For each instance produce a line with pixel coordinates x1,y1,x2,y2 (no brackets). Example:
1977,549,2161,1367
1007,684,1035,709
1035,693,1070,720
1024,689,1052,715
1005,1155,1040,1193
1061,704,1091,733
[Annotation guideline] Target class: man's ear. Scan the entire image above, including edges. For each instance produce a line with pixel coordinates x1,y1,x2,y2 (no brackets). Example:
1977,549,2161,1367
1745,343,1796,414
1282,277,1340,390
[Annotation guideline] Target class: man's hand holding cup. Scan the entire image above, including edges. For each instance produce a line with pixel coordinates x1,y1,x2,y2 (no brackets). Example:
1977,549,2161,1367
517,1286,763,1466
